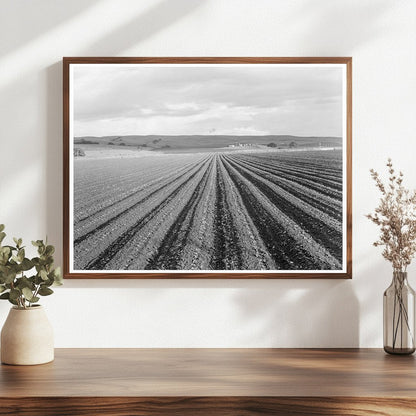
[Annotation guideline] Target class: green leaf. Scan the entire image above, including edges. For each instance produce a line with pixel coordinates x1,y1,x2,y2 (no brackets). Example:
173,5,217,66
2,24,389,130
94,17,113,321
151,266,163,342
12,237,23,249
8,297,18,306
42,256,54,266
9,288,21,301
0,254,7,266
45,245,55,256
2,271,17,284
0,232,5,244
32,240,43,247
52,267,63,285
42,276,54,287
34,274,43,285
39,269,48,281
17,276,35,291
22,287,34,301
0,246,10,255
20,258,33,271
0,291,17,306
17,248,25,263
0,224,5,232
52,266,61,277
0,285,6,293
38,287,53,296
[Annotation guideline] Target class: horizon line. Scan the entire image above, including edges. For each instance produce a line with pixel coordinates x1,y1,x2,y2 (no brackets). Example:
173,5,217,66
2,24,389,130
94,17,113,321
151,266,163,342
74,134,342,138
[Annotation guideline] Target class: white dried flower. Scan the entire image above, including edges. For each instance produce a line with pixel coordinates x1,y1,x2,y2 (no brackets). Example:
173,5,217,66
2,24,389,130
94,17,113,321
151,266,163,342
367,159,416,272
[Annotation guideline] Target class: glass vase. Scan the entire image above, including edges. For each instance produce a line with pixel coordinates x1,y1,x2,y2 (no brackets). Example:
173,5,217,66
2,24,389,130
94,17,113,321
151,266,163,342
383,271,415,355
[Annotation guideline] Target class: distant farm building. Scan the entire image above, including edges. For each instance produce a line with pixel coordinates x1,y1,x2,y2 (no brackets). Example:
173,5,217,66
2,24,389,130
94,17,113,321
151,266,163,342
228,143,254,148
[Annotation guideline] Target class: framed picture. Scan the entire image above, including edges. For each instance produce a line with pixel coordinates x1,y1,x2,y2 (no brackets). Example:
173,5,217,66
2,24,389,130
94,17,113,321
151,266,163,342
63,57,352,279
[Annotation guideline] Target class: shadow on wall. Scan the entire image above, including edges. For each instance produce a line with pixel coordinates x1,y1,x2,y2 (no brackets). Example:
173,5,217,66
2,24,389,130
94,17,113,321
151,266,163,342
44,0,205,264
354,246,393,348
46,62,63,263
233,279,359,347
0,0,101,57
58,276,359,348
82,0,204,55
289,0,393,53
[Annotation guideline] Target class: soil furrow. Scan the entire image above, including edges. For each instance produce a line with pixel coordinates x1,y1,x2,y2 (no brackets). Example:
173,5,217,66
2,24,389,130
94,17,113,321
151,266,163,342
75,157,203,225
209,155,244,270
145,155,216,270
73,147,344,272
83,158,212,270
244,154,343,183
220,156,302,269
228,154,342,219
221,155,340,270
74,156,210,246
224,155,342,263
234,155,343,196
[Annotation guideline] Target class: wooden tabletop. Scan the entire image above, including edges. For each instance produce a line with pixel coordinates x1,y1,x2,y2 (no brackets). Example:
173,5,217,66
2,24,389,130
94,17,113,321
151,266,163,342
1,348,416,415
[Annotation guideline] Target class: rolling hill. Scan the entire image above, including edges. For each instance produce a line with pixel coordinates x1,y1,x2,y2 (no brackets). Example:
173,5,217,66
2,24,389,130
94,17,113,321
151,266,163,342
74,135,342,150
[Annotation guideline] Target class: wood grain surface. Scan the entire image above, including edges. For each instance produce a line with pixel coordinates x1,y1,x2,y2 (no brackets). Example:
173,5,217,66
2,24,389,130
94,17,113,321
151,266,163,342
1,397,416,416
1,348,416,396
1,349,415,415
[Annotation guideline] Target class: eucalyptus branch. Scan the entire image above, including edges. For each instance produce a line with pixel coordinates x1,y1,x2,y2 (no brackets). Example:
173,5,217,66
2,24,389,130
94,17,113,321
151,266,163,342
0,225,62,309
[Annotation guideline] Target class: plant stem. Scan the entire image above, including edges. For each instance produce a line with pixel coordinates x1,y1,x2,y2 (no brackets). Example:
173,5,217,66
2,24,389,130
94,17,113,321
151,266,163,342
391,274,414,350
392,286,397,347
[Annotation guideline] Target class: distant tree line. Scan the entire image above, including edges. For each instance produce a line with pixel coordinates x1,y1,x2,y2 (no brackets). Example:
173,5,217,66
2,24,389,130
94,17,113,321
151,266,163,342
266,141,297,148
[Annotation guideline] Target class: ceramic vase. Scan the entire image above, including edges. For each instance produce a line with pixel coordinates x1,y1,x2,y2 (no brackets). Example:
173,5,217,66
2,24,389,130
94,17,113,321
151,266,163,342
1,305,54,365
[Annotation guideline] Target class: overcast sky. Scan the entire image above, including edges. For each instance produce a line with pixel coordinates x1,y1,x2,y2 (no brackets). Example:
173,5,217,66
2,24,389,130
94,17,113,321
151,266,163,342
73,64,344,137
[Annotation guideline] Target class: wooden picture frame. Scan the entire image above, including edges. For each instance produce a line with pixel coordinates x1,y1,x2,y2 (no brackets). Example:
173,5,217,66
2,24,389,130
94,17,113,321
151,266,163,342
63,57,352,279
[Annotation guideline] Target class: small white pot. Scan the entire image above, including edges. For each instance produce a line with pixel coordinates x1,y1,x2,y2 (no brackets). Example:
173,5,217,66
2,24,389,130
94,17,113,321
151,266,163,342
1,305,54,365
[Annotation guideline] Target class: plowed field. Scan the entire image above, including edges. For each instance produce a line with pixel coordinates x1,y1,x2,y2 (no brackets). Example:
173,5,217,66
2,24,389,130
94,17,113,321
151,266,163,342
73,149,343,271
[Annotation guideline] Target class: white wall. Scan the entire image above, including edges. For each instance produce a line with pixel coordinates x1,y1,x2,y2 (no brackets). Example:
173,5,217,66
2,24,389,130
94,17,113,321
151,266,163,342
1,0,416,347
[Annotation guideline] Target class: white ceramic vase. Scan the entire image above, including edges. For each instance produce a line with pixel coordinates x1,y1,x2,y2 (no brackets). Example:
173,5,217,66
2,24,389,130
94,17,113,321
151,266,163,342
1,305,54,365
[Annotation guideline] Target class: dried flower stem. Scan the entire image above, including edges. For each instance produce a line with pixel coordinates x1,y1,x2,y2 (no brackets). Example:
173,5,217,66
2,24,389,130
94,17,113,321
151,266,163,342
366,159,416,272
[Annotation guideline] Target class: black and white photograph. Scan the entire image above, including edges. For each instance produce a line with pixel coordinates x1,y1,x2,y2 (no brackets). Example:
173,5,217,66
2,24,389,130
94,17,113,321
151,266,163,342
64,58,351,278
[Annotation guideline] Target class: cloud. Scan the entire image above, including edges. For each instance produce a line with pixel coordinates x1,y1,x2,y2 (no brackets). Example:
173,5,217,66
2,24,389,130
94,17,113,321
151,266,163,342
73,64,344,137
